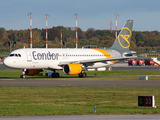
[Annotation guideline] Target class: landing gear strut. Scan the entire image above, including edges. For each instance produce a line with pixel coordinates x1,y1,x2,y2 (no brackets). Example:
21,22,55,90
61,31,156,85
78,72,87,78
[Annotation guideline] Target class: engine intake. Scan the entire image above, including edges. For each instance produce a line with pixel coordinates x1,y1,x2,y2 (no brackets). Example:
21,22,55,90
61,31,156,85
63,64,82,75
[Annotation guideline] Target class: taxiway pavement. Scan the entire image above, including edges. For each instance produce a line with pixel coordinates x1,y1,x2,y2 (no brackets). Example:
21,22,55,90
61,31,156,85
0,79,160,88
1,114,160,120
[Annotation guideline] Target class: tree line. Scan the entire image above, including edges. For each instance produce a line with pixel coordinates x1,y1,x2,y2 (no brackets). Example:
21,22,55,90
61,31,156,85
0,26,160,52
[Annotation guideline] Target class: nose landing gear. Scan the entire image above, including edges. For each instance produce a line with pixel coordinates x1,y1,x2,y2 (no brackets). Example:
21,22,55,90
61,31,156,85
20,69,26,78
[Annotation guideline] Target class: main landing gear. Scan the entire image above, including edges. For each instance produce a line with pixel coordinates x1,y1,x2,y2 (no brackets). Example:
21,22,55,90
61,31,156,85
51,70,60,78
78,72,87,78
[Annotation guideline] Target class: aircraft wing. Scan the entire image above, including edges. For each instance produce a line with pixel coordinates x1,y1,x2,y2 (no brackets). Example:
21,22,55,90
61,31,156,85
58,56,137,66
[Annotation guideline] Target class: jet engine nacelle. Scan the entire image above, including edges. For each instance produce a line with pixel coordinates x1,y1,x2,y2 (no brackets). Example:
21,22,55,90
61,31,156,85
63,64,82,75
22,69,43,76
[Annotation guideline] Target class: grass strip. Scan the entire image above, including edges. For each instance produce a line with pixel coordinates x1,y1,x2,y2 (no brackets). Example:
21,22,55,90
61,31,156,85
0,70,160,79
0,86,159,116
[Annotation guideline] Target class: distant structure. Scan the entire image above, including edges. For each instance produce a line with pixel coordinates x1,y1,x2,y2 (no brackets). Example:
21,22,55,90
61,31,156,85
61,29,62,48
28,13,32,48
74,14,78,48
109,21,113,33
45,14,49,48
114,14,119,39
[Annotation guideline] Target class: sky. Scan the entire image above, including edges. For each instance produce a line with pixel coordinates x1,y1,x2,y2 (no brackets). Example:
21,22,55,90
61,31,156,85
1,0,160,31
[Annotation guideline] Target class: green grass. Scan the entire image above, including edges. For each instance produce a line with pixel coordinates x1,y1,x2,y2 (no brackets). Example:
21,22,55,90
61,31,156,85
0,87,159,116
0,69,160,79
0,70,22,78
0,70,160,116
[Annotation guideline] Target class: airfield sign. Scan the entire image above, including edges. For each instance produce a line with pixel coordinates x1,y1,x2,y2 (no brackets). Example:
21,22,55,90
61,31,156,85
138,95,155,108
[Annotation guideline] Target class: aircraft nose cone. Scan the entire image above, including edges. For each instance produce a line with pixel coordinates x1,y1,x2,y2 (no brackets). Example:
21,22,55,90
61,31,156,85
3,57,20,69
3,57,14,68
3,58,9,67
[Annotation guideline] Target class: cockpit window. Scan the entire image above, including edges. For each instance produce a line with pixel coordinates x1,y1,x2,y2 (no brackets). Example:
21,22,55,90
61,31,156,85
9,54,21,57
9,54,14,57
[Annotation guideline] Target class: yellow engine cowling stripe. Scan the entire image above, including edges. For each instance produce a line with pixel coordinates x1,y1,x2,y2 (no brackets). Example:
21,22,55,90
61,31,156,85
68,64,82,75
93,48,115,64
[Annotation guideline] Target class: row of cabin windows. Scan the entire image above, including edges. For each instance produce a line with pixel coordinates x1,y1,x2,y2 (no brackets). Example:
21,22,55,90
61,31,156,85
60,54,110,57
9,54,21,57
8,53,109,57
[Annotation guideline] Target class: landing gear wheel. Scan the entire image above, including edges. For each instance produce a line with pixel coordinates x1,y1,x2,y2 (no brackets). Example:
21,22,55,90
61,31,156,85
78,72,87,78
55,73,59,78
52,73,55,78
78,73,83,78
82,72,87,77
20,75,25,78
52,73,60,78
20,75,23,78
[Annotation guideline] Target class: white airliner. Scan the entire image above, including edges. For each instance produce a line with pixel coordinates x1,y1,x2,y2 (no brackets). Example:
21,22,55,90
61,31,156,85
3,20,136,78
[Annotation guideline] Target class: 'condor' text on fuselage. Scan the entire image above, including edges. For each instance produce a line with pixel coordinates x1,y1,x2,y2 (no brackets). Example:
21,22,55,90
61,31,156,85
32,51,59,60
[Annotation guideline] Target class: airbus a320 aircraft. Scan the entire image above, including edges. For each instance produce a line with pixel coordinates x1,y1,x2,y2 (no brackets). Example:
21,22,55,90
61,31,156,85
4,20,136,78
